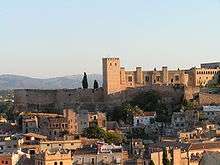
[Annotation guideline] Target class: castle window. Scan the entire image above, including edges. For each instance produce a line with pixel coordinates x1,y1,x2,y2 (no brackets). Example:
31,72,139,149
175,75,179,81
145,76,149,82
110,63,112,66
156,76,160,82
115,63,117,66
60,162,63,165
128,76,133,82
171,79,174,83
91,158,95,165
54,162,57,165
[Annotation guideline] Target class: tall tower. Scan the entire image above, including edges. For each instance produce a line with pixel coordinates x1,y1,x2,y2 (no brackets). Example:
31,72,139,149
162,66,168,85
102,58,121,94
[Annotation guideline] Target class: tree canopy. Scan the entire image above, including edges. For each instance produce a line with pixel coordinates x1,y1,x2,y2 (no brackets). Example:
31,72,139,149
82,125,122,145
163,148,171,165
129,90,170,123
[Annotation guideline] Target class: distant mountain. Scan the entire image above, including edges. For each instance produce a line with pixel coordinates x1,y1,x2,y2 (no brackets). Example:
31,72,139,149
0,74,102,90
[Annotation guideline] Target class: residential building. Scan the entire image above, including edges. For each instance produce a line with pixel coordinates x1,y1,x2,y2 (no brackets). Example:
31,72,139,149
34,149,72,165
0,151,31,165
77,110,106,134
133,112,156,127
72,142,127,165
0,135,23,154
172,110,199,130
203,106,220,121
20,109,78,140
39,139,82,151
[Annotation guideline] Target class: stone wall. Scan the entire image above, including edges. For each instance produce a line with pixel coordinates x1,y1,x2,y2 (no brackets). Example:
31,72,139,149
184,86,200,100
14,85,201,113
105,84,185,105
14,88,104,113
199,93,220,105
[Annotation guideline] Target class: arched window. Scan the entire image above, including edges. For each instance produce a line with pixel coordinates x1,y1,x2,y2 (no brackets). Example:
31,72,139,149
60,162,63,165
54,162,57,165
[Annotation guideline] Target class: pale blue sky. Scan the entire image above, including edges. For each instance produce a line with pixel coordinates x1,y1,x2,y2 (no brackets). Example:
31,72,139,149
0,0,220,78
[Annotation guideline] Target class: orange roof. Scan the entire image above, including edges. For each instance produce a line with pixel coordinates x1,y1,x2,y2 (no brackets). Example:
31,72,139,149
134,111,156,117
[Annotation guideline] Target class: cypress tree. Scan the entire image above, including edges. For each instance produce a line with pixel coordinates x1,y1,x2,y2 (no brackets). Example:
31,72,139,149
162,148,170,165
93,80,99,89
149,160,155,165
82,72,88,89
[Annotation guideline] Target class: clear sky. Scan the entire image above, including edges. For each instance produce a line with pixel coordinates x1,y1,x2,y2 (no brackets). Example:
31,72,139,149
0,0,220,78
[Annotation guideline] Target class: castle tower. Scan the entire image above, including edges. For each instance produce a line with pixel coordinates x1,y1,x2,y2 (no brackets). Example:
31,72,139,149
136,67,143,84
162,66,168,85
102,58,121,94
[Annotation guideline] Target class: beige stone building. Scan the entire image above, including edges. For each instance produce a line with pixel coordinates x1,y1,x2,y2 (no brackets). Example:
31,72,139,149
103,58,220,94
34,149,72,165
77,110,106,134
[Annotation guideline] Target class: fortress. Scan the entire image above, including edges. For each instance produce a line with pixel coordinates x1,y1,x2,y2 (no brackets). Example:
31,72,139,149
102,58,220,94
14,58,220,113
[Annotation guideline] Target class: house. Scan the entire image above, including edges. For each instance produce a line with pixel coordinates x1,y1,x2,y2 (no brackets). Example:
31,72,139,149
22,133,47,145
147,142,190,165
172,110,199,130
20,109,78,140
133,112,156,127
39,139,82,151
0,151,31,165
199,151,220,165
34,149,72,165
0,135,23,154
189,142,220,165
77,110,106,134
203,106,220,122
72,142,127,165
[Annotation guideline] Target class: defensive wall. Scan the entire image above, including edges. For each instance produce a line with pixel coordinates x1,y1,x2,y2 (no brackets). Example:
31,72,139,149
199,93,220,105
14,84,199,113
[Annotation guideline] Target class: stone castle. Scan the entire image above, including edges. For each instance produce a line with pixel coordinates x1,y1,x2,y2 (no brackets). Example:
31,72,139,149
14,58,220,113
102,58,220,94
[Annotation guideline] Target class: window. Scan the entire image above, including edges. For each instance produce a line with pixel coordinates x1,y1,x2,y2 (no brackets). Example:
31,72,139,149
5,161,8,164
145,76,149,82
60,162,63,165
175,75,179,81
156,76,160,81
128,76,133,82
54,162,57,165
91,158,95,165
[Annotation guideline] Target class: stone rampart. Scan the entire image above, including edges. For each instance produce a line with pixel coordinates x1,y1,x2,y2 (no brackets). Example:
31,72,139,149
199,93,220,105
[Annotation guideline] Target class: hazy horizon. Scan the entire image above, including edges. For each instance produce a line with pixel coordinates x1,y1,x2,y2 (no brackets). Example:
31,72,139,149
1,0,220,78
